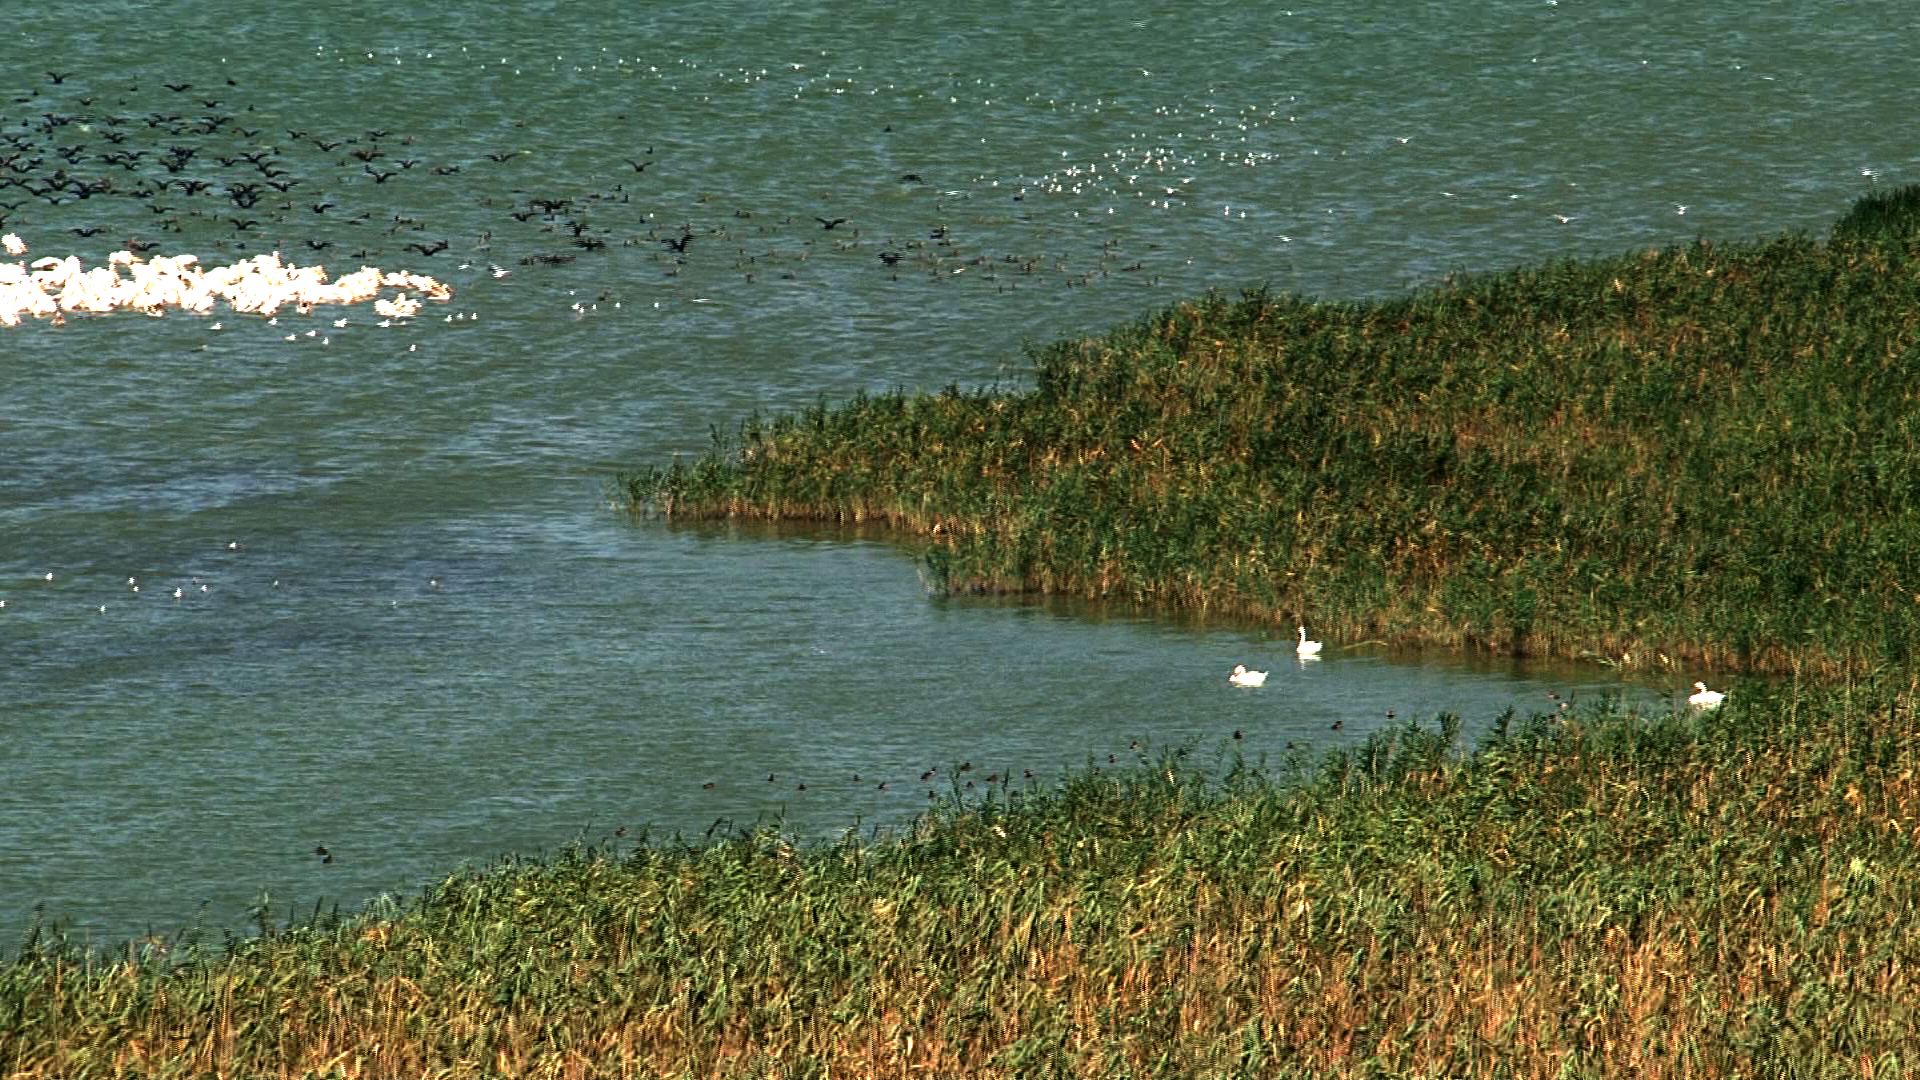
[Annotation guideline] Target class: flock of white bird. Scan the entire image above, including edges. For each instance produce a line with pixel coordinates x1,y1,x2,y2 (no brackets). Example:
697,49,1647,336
1228,625,1731,712
0,233,450,327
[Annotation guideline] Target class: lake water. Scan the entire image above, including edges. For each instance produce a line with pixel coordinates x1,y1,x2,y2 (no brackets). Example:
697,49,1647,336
1,1,1904,948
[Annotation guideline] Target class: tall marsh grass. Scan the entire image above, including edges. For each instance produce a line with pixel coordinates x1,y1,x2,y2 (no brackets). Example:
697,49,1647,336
623,186,1920,680
6,685,1919,1077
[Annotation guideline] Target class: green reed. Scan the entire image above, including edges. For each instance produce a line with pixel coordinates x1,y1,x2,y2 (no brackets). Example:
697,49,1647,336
622,186,1920,680
7,682,1920,1077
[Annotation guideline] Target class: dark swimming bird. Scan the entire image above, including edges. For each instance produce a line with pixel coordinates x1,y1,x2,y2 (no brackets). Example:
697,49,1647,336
877,251,903,266
313,846,332,864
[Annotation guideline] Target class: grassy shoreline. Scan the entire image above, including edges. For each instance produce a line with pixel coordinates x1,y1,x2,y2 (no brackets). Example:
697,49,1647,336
5,686,1918,1077
622,187,1920,682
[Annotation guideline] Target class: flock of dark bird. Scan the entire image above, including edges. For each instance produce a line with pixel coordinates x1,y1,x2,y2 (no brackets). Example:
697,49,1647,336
3,65,1164,325
3,69,681,282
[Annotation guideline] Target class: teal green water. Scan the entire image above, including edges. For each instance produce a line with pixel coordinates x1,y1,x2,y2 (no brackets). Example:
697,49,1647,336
1,2,1905,947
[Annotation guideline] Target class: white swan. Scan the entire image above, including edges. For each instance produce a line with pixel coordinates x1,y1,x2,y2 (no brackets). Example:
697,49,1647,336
1295,626,1323,656
1688,681,1725,709
1229,664,1267,687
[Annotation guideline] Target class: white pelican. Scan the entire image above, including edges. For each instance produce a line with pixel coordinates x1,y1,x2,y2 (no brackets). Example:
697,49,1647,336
1296,626,1323,656
0,248,451,327
1228,665,1268,687
374,293,422,319
1688,681,1725,709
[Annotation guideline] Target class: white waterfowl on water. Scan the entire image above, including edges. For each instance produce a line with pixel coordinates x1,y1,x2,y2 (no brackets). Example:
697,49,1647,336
1229,664,1267,687
0,240,452,327
1688,681,1726,709
1295,626,1323,656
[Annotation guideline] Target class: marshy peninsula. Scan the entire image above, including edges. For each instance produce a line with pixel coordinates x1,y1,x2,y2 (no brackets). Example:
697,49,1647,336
8,190,1920,1078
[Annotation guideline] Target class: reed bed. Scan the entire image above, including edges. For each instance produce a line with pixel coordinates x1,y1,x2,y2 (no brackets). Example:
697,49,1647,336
622,186,1920,680
6,684,1920,1077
